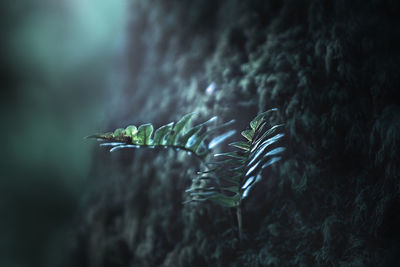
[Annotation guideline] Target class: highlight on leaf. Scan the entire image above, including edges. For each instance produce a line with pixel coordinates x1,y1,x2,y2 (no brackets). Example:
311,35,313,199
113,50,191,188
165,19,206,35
87,113,236,159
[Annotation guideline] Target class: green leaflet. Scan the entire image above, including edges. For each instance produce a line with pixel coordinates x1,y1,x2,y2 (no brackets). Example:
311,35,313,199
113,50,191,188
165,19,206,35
229,141,250,151
113,128,124,135
241,129,254,141
214,151,246,159
88,113,234,159
209,193,240,207
250,108,277,131
125,125,138,137
153,122,173,145
136,124,153,145
188,190,240,208
113,128,125,139
179,125,202,147
167,113,195,145
188,133,208,155
250,113,265,131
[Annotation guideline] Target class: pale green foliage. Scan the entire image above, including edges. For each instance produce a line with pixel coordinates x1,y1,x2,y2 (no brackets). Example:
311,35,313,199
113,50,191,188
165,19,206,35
87,113,235,159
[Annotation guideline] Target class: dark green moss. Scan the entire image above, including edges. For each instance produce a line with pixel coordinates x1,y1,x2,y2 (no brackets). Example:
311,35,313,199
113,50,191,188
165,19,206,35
71,0,400,266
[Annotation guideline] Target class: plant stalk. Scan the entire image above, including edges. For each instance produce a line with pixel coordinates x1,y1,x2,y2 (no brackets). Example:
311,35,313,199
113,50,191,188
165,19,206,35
236,204,243,242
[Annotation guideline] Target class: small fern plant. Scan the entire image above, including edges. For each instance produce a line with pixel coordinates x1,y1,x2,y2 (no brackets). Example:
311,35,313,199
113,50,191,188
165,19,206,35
88,110,285,241
87,113,236,159
185,109,285,240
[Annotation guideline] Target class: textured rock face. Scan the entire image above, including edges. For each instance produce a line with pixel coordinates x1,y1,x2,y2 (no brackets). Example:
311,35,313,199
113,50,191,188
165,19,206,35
71,0,400,266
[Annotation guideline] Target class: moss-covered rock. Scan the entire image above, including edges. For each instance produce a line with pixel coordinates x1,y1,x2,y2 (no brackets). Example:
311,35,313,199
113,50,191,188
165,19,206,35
71,0,400,266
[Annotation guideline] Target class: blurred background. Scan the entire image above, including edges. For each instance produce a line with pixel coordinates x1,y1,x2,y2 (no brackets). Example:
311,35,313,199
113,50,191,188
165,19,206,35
1,1,129,266
2,0,400,266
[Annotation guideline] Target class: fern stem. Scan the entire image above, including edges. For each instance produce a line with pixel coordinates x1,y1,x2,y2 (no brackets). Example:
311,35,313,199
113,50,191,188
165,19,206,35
143,144,206,159
236,204,243,242
107,143,207,160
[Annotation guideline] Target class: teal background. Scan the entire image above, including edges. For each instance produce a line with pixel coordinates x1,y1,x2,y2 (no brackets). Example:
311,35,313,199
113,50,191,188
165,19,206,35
1,1,129,266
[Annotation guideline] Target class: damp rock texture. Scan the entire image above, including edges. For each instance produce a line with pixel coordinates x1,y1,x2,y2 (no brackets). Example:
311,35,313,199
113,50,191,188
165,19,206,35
70,0,400,266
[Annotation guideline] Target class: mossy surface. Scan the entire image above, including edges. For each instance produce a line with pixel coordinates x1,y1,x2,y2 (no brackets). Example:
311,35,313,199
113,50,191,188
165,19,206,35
71,0,400,266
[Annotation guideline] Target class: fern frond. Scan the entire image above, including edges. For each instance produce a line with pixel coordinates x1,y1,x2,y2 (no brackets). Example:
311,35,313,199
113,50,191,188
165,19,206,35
186,109,286,207
87,113,235,159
